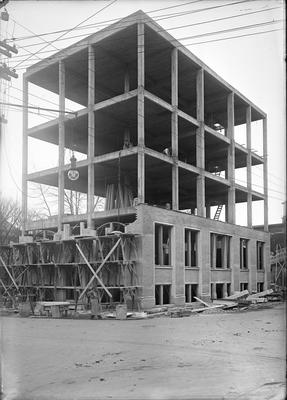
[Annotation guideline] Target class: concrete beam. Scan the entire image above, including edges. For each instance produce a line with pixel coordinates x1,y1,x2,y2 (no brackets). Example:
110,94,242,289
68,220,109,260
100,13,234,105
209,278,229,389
93,90,137,112
177,109,199,127
58,60,65,232
144,90,173,112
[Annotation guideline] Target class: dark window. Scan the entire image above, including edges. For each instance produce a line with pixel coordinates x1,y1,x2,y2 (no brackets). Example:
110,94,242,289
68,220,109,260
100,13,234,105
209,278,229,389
216,283,224,299
185,284,198,302
257,282,264,292
185,229,198,267
155,284,171,305
240,282,248,291
240,239,248,269
257,241,264,270
155,224,172,265
210,234,230,268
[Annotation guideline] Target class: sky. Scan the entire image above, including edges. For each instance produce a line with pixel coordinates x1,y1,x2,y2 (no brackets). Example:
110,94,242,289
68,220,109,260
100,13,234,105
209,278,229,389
0,0,285,225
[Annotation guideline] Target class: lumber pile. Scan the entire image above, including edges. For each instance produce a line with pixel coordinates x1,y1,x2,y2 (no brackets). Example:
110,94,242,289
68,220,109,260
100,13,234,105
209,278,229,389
105,183,134,210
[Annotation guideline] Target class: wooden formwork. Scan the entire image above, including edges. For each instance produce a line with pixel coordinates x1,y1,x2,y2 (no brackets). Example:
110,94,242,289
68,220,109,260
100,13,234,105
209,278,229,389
0,233,141,309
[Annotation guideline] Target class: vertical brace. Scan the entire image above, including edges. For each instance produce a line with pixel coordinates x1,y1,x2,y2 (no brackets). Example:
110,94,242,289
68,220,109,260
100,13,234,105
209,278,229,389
88,45,95,228
227,92,235,224
246,106,252,227
58,60,65,232
22,77,28,235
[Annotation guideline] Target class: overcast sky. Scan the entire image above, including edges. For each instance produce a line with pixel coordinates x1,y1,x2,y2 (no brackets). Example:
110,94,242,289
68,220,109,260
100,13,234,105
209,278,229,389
0,0,285,225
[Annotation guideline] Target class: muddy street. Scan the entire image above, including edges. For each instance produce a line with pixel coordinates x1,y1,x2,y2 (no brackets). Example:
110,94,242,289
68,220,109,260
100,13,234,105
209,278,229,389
1,303,286,400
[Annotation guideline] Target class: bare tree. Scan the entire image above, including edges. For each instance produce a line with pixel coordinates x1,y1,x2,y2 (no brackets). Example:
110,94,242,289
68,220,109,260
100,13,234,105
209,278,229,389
0,194,22,244
30,183,105,218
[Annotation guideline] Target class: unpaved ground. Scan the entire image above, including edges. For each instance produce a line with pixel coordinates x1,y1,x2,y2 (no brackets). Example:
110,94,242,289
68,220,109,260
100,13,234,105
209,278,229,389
1,303,286,400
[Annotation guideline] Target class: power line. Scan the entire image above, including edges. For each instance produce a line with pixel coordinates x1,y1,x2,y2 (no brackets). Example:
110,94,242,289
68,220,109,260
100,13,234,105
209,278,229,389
185,27,283,47
0,101,77,115
8,0,254,43
13,0,119,69
11,0,254,70
9,19,283,70
14,5,282,52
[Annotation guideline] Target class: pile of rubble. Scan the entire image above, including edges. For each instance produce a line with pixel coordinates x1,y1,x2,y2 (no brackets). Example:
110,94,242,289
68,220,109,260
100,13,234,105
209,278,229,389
167,289,282,318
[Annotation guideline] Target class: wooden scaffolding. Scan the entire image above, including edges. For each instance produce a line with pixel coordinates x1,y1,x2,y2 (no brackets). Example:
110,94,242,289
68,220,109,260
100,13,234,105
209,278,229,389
0,233,141,310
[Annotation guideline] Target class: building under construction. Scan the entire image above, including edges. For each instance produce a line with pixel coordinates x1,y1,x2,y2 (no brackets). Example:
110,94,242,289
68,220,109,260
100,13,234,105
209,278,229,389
0,11,270,310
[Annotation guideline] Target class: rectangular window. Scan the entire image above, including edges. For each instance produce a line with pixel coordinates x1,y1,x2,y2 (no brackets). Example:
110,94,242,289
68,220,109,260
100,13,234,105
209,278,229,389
257,241,264,270
155,284,171,305
210,234,230,268
240,282,248,291
257,282,264,292
185,229,198,267
185,284,198,302
155,224,172,266
240,239,248,269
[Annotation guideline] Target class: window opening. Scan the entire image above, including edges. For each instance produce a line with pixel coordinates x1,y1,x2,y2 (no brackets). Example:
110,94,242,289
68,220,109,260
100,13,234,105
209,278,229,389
240,239,248,269
155,224,172,265
185,229,197,267
257,241,264,270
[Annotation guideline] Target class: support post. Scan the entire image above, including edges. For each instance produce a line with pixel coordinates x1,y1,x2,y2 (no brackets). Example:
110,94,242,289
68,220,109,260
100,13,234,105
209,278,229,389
227,92,235,224
196,68,205,216
246,106,252,227
87,45,95,228
22,76,28,236
58,60,65,233
263,117,268,231
171,47,178,210
137,21,145,203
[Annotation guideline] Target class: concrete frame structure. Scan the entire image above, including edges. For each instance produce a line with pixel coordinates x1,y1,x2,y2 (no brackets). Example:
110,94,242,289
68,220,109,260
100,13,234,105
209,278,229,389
19,11,269,308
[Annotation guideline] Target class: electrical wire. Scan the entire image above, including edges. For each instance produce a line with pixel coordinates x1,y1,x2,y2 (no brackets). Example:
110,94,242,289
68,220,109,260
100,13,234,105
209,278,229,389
7,0,255,43
15,5,281,51
13,0,119,69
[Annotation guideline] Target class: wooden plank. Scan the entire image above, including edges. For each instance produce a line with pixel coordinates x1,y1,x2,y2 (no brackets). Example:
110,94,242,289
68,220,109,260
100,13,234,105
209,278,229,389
224,290,249,300
248,289,273,299
191,304,225,313
194,296,211,307
0,255,19,290
76,243,112,300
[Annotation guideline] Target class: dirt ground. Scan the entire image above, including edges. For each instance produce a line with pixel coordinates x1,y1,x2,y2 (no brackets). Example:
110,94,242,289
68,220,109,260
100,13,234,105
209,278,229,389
1,302,286,400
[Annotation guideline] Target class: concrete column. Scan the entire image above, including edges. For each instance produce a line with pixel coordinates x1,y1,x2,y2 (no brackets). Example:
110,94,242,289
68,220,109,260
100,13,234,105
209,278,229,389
206,206,211,219
22,76,28,236
137,22,145,203
263,117,268,231
87,45,95,228
58,60,65,233
246,106,252,227
211,234,217,268
227,92,235,224
223,282,228,298
171,48,178,210
196,68,205,217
